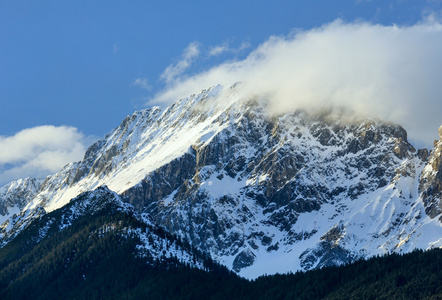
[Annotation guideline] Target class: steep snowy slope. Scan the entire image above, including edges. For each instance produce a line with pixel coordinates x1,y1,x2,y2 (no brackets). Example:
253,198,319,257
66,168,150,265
1,84,441,278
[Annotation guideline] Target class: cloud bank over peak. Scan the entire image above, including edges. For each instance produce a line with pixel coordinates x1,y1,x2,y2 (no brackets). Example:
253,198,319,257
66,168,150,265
150,19,442,146
0,126,89,186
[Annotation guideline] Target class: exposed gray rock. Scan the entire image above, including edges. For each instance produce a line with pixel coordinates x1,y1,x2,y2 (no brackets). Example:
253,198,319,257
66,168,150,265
0,178,43,216
419,125,442,219
233,249,256,272
299,241,357,271
417,148,429,161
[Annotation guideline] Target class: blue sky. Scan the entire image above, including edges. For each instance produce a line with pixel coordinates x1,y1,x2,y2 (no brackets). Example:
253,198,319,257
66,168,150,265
1,0,442,185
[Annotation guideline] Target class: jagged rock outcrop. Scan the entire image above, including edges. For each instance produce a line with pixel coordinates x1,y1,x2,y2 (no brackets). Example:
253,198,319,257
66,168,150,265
419,125,442,219
0,178,42,215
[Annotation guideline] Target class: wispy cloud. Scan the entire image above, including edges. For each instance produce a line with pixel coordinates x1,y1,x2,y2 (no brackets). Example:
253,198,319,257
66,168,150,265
209,43,230,56
0,126,89,186
208,41,251,56
150,19,442,146
237,41,251,52
134,77,151,91
160,42,200,83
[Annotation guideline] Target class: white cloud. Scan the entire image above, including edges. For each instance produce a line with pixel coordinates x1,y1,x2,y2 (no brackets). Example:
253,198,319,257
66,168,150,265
209,43,230,56
134,77,151,91
0,126,89,186
209,41,251,56
150,19,442,147
237,41,251,51
160,42,200,83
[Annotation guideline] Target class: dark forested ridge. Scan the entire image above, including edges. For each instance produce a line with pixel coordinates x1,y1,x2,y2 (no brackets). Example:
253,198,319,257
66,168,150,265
250,248,442,299
0,193,442,299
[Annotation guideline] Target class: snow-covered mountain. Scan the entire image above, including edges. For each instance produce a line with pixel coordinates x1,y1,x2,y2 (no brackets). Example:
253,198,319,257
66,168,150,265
1,84,442,278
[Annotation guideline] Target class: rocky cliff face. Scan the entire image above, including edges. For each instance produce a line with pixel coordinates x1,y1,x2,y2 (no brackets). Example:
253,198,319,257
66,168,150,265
0,178,42,217
1,84,441,278
0,177,44,236
419,126,442,219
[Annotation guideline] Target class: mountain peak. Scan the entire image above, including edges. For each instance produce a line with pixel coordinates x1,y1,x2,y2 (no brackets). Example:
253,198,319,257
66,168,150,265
1,86,442,278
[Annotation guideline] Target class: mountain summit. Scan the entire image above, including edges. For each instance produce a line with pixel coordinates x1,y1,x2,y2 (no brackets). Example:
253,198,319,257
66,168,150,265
1,84,442,278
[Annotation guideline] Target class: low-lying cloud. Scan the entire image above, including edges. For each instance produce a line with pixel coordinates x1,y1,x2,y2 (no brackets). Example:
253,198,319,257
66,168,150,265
0,125,88,186
150,19,442,147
